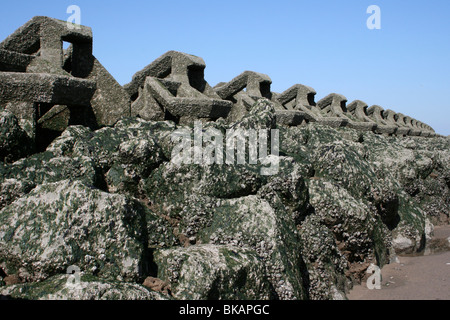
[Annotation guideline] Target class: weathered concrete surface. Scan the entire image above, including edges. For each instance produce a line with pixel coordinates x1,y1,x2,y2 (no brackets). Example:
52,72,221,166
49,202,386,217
276,84,317,111
0,72,96,106
214,71,273,123
275,110,307,126
276,84,320,124
125,51,231,124
0,16,130,132
347,100,379,131
0,16,437,138
215,70,272,100
0,16,92,72
367,105,398,135
142,76,231,121
316,93,351,128
0,72,97,150
383,109,410,136
0,49,35,72
83,56,131,126
403,116,422,136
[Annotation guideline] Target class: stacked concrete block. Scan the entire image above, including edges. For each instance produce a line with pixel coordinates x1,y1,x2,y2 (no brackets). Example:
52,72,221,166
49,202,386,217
125,51,232,124
347,100,379,132
366,105,398,135
0,72,96,106
382,109,410,136
275,84,317,126
403,116,422,136
316,94,376,132
276,85,350,128
0,49,35,72
213,70,273,123
315,93,351,128
0,16,130,151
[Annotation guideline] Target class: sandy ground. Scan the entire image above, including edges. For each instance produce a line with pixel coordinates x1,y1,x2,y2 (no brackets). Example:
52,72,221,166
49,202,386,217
347,225,450,300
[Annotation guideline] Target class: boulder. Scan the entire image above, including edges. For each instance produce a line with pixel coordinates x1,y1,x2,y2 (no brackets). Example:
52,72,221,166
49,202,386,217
0,110,34,163
0,274,166,300
154,244,273,300
0,180,150,282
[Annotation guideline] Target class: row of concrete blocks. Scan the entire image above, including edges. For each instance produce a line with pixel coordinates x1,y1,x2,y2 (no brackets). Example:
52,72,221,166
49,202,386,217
0,16,438,145
125,51,436,137
272,85,435,137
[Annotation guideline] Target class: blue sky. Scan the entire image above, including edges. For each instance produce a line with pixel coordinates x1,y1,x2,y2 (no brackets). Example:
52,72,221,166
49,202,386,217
1,0,449,135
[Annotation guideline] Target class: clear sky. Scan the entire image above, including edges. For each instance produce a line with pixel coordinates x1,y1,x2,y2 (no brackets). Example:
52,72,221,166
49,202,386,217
1,0,449,135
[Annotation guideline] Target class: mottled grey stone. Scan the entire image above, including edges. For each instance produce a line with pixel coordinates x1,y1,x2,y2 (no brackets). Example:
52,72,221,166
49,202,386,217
383,109,410,136
125,51,231,124
154,244,274,300
0,274,166,300
0,180,150,282
214,71,273,122
367,105,397,135
347,100,378,132
0,49,35,72
0,72,96,106
275,110,307,126
0,110,34,162
0,16,131,131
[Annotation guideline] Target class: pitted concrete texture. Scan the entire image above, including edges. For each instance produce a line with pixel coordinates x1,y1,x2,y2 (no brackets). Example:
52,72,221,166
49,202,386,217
404,116,422,136
0,72,96,106
275,110,307,126
316,93,350,128
0,16,92,75
383,109,410,136
126,51,231,124
144,77,232,120
317,95,374,132
0,16,130,129
347,100,378,132
215,70,272,100
276,85,348,128
367,105,398,135
276,84,317,110
214,70,273,123
276,84,318,123
0,49,35,72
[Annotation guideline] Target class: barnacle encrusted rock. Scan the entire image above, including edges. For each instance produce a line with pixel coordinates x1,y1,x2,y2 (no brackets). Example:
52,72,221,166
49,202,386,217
0,180,150,282
154,244,273,300
0,274,167,300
